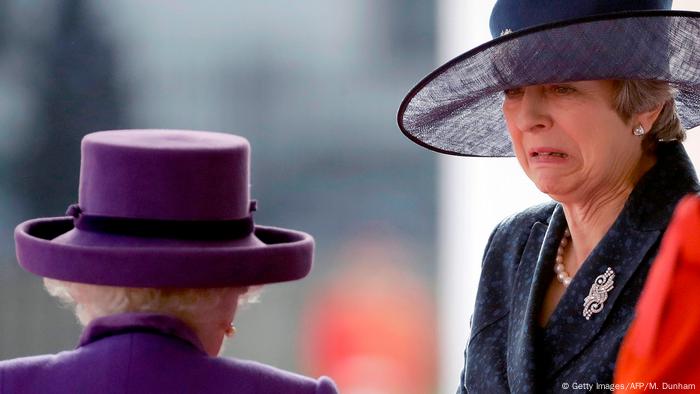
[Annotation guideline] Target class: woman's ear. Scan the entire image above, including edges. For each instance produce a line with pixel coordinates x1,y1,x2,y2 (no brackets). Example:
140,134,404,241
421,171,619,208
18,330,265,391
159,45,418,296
635,102,665,131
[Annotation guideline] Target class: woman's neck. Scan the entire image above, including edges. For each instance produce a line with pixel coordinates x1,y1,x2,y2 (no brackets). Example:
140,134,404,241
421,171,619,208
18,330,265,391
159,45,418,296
197,325,226,356
560,153,656,269
561,191,628,267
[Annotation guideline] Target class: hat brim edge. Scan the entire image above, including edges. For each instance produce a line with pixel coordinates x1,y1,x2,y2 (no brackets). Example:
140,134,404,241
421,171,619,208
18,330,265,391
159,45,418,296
397,9,700,157
14,217,314,288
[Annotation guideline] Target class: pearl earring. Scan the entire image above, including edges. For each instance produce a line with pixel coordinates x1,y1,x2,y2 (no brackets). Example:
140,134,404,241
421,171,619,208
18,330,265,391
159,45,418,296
225,323,237,338
633,124,645,137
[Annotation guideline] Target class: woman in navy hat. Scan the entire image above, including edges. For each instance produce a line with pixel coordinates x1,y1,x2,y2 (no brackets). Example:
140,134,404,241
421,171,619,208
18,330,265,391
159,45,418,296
0,129,338,393
398,0,700,392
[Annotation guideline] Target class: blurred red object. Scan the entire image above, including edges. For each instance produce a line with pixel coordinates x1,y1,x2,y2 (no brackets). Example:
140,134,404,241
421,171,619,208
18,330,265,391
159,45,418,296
300,235,437,394
615,194,700,391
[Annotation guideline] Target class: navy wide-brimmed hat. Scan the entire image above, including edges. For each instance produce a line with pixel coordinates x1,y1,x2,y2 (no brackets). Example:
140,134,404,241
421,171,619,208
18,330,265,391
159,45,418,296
14,130,314,287
398,0,700,157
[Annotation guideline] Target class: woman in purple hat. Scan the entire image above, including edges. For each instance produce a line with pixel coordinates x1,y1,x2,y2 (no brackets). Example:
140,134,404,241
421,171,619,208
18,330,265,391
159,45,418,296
1,129,338,393
398,0,700,392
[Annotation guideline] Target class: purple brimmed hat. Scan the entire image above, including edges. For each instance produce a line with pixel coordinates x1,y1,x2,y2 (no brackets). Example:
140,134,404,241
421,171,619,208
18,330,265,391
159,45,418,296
398,0,700,157
15,129,314,287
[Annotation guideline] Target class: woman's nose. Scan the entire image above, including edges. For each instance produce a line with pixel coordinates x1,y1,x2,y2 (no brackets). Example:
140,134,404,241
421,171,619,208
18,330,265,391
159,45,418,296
514,88,552,132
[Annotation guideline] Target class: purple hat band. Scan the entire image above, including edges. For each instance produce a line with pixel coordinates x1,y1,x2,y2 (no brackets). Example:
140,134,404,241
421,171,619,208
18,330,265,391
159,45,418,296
66,202,256,240
14,129,314,287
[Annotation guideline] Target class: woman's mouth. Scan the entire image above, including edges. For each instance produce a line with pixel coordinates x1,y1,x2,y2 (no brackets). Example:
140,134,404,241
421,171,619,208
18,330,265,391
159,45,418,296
528,148,570,165
531,151,568,158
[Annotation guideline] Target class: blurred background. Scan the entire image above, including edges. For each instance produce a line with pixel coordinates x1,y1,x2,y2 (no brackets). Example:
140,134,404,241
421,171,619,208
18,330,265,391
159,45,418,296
2,1,700,393
0,1,439,393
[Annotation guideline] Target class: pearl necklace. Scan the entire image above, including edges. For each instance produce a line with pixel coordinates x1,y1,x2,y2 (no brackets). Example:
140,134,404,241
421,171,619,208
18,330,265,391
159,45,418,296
554,228,572,287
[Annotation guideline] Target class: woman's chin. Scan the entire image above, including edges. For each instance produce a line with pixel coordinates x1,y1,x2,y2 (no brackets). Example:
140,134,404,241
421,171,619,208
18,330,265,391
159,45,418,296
532,178,572,198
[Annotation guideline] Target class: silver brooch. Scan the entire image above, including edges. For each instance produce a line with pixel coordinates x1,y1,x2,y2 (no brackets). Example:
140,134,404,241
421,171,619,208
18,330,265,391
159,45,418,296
500,28,512,37
582,267,615,320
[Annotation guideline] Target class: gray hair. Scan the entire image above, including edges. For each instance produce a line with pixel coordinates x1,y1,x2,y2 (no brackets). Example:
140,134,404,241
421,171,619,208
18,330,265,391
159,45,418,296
612,80,685,153
44,278,259,326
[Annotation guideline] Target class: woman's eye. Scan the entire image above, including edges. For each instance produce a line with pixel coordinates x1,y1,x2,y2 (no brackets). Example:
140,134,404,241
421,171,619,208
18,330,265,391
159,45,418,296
504,88,523,98
551,85,575,95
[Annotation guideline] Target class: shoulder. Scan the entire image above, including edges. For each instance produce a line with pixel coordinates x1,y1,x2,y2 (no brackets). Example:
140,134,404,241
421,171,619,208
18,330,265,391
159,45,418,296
0,352,71,393
484,200,557,255
0,352,65,374
495,200,557,234
208,357,339,394
1,351,339,394
475,201,557,310
474,200,557,292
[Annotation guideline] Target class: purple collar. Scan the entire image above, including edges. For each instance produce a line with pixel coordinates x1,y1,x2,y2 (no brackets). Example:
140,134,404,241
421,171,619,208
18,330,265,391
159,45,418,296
78,312,207,354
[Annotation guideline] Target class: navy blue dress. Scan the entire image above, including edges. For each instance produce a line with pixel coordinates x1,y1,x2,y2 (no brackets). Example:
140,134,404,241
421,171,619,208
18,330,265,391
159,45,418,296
458,142,699,393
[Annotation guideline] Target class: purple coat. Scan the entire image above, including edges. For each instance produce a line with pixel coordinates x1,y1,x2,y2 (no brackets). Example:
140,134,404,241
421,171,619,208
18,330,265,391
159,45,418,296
0,313,338,393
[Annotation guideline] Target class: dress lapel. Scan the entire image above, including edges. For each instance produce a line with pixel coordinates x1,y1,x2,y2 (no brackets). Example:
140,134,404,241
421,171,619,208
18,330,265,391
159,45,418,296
539,223,660,379
507,205,567,392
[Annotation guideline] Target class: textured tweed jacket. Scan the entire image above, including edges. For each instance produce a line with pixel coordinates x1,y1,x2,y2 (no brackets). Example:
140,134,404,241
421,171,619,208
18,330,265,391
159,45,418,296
0,313,338,394
458,142,699,393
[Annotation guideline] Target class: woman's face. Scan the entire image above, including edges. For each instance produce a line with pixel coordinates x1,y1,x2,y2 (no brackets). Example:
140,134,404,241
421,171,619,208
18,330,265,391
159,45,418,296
502,80,648,203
